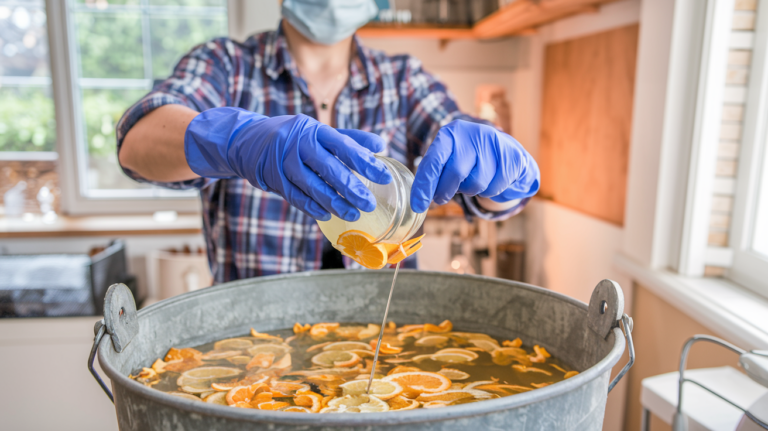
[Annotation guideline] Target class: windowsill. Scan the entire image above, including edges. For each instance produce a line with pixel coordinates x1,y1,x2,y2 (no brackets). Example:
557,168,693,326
0,213,202,238
614,253,768,350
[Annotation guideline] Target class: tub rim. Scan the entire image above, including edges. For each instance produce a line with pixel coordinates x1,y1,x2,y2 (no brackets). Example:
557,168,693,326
98,269,625,426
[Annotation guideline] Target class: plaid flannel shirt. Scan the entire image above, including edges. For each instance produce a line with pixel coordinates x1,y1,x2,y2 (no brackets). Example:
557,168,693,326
116,26,529,283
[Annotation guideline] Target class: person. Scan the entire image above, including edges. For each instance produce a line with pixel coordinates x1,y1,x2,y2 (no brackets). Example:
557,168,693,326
117,0,540,283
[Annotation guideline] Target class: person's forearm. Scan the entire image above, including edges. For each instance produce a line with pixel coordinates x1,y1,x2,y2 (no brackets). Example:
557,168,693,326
119,104,200,183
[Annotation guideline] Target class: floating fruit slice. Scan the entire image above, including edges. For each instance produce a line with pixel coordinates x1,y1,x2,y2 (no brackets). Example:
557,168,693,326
491,347,531,366
294,390,323,413
387,395,419,411
325,394,389,413
165,347,202,362
438,368,470,381
336,230,389,270
270,381,310,397
529,345,552,363
340,379,403,400
213,338,253,351
168,392,202,402
369,340,402,354
250,329,284,342
356,324,381,339
422,400,450,408
550,364,567,373
387,365,421,376
471,384,532,395
310,323,340,338
424,320,453,333
502,338,523,347
227,355,252,366
531,383,551,388
204,391,228,405
469,339,500,352
181,366,243,383
177,377,212,394
312,350,361,368
463,380,497,390
349,349,374,358
272,354,292,369
323,341,372,351
415,389,493,402
225,383,268,405
246,352,275,370
382,371,451,397
282,406,310,413
246,344,290,358
512,364,552,376
257,401,291,410
384,234,425,264
202,350,242,361
435,348,478,359
564,371,579,379
293,323,311,334
415,335,449,347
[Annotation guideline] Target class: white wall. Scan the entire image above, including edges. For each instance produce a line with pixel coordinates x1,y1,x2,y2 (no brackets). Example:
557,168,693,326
509,1,641,430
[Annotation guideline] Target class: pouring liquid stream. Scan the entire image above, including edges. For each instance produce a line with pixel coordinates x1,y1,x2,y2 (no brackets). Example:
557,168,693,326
366,250,403,394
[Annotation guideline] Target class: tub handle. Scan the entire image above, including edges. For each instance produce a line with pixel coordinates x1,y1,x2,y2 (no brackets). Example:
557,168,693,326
87,283,139,404
587,279,635,393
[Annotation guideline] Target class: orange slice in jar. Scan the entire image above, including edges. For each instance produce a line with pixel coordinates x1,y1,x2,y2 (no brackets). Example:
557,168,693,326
383,234,425,265
336,230,389,269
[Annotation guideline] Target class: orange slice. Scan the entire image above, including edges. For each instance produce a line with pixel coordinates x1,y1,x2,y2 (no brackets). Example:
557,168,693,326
203,391,228,405
310,323,340,338
384,234,425,264
382,371,451,397
201,350,241,361
250,329,283,342
294,390,323,412
337,230,389,269
369,340,402,354
213,338,253,351
257,401,291,410
415,335,449,347
415,389,492,402
293,323,311,334
502,338,523,348
564,371,579,379
225,383,269,405
324,341,371,351
424,320,453,333
387,395,419,411
281,406,310,413
340,379,403,400
387,365,421,376
164,347,202,362
529,345,551,363
471,384,532,395
246,353,275,370
512,364,552,376
325,394,390,412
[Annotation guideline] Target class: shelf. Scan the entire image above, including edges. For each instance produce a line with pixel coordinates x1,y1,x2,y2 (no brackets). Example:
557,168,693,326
358,0,620,40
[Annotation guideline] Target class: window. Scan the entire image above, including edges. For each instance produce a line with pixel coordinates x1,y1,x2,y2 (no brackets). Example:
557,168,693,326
0,0,55,158
63,0,228,204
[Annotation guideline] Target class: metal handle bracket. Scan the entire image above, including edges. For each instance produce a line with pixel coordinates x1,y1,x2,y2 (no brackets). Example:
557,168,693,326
88,283,139,404
587,279,635,393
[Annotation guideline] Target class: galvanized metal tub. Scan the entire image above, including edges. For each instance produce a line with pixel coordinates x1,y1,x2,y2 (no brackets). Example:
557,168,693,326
89,270,634,431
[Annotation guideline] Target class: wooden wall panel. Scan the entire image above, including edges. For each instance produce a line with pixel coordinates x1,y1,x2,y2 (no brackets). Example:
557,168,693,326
538,24,639,226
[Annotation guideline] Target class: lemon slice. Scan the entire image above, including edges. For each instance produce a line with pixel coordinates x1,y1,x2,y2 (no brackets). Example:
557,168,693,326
203,391,228,405
247,344,291,358
356,324,380,339
168,392,202,402
226,355,252,365
282,406,310,413
340,379,403,400
213,338,253,351
414,335,449,346
180,367,242,383
326,394,390,413
177,377,212,394
463,380,497,390
435,348,479,360
469,339,499,352
429,353,475,363
311,350,361,368
323,341,372,351
438,368,470,380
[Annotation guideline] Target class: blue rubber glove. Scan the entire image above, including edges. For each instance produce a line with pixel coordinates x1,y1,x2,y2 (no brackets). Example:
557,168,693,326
411,120,540,213
184,107,392,222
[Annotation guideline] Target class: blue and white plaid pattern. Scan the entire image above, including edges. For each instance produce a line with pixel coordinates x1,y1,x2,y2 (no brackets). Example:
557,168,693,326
116,26,527,283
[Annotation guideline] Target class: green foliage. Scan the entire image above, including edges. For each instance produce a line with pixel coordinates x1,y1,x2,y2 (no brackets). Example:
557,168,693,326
0,87,56,152
75,12,145,79
81,88,146,157
150,16,227,78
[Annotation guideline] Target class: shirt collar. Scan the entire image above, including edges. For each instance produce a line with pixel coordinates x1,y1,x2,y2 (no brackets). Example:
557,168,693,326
264,24,375,92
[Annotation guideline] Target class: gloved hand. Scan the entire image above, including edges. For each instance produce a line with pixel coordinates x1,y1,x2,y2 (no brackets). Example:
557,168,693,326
411,120,540,213
184,107,392,222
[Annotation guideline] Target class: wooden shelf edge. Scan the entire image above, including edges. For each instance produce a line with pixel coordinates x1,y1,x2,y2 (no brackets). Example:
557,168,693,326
359,0,620,40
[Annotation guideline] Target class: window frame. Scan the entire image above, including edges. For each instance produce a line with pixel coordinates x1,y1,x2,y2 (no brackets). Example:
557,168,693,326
729,0,768,298
44,0,235,215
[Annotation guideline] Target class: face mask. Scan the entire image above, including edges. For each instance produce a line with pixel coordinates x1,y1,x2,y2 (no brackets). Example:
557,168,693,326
282,0,379,45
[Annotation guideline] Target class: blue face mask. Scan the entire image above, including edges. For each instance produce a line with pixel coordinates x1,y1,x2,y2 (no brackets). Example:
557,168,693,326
282,0,379,45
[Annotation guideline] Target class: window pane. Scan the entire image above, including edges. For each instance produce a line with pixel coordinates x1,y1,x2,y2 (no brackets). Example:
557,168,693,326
80,88,150,190
75,12,144,79
0,86,55,152
0,3,49,77
149,15,227,78
753,143,768,257
75,0,142,6
149,0,226,6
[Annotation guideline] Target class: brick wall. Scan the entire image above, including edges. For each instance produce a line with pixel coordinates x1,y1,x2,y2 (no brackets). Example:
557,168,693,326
705,0,757,277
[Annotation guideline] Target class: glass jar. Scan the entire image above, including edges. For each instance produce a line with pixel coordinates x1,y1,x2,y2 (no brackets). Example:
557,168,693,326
318,155,427,248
